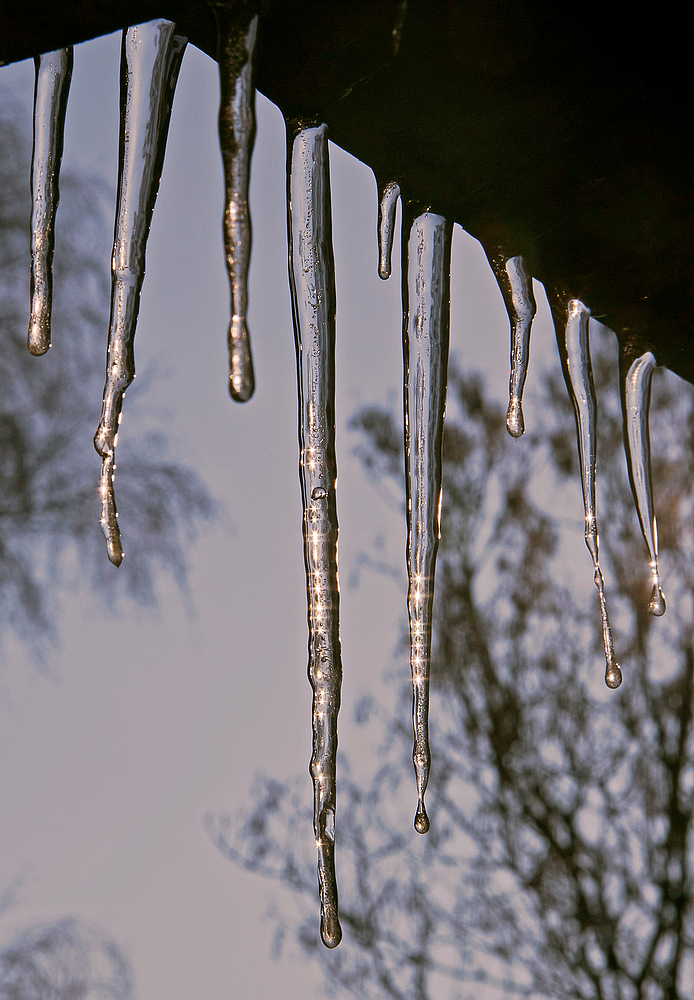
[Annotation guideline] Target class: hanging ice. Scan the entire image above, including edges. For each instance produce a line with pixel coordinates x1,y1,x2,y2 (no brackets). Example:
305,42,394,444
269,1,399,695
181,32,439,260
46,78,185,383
28,47,73,356
403,211,453,833
287,122,343,949
557,299,622,688
621,350,666,616
210,3,258,402
93,20,187,566
378,181,400,280
492,255,536,438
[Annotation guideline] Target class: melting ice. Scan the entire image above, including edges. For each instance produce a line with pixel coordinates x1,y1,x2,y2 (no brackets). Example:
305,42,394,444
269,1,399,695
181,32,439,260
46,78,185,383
378,181,400,280
493,254,536,438
287,122,343,949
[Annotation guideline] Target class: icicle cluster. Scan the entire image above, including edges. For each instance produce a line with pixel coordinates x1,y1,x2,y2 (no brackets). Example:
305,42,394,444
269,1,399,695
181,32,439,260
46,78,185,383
22,14,669,950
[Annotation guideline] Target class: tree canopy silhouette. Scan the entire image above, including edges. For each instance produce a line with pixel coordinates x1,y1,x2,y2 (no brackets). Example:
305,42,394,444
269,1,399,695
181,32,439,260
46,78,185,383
209,330,694,1000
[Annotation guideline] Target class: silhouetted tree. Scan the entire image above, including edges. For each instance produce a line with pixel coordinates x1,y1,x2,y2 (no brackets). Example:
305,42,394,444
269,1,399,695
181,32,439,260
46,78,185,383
0,101,216,658
209,329,694,999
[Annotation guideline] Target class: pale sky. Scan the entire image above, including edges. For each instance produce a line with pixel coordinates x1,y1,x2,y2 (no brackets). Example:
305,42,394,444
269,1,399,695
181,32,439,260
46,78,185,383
0,29,577,1000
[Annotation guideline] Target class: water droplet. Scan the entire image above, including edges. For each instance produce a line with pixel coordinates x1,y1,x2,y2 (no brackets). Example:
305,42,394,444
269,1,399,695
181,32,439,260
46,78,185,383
403,210,452,836
288,122,342,949
414,802,430,834
28,47,73,356
648,585,666,617
93,20,187,563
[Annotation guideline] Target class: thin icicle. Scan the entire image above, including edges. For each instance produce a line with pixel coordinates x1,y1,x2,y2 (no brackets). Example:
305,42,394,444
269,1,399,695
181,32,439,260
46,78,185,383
210,3,258,402
493,255,536,438
621,350,666,616
93,21,187,567
28,47,73,356
557,300,622,688
403,211,453,833
287,123,342,950
378,181,400,279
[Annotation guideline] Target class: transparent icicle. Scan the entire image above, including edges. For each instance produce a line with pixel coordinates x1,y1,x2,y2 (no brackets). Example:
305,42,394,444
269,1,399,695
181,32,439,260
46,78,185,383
493,255,536,438
403,211,453,833
378,181,400,280
557,300,622,688
621,350,666,616
210,3,258,402
28,47,73,356
94,21,187,566
287,123,343,950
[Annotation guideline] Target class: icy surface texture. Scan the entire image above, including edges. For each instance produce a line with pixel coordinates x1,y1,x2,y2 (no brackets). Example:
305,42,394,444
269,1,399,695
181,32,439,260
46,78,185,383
622,350,666,616
93,20,187,566
493,255,536,438
287,123,343,949
402,211,453,833
28,47,73,356
210,3,258,402
378,181,400,280
557,299,622,688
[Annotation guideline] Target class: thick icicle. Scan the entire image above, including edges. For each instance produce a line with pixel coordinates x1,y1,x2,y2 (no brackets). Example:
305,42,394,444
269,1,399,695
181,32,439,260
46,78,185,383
557,300,622,688
210,2,258,402
93,21,187,567
378,181,400,280
492,255,536,438
28,47,73,356
287,123,343,950
402,211,453,833
621,350,666,616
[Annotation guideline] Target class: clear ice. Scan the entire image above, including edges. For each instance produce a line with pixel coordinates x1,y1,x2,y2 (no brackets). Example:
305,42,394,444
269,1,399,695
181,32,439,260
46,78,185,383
210,3,258,402
622,350,666,616
557,299,622,689
287,122,343,949
28,47,73,356
93,20,187,566
378,181,400,280
402,211,453,833
492,255,536,438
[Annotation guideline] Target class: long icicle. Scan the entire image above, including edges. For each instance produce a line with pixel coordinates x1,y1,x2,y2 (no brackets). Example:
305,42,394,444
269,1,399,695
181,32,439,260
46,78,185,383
378,181,400,280
403,210,453,834
209,2,258,402
492,255,536,438
93,21,187,566
28,47,73,356
557,299,622,688
287,122,343,949
620,348,666,616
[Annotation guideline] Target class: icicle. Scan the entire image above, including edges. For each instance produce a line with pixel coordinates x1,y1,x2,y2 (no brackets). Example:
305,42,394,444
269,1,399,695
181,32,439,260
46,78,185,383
621,350,666,616
403,211,453,833
287,122,343,950
378,181,400,280
557,300,622,688
210,3,259,402
93,21,187,566
493,255,536,438
28,47,73,356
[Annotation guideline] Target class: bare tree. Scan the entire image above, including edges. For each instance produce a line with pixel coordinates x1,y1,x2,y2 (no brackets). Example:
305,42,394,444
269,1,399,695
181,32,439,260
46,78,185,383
209,331,694,999
0,101,216,658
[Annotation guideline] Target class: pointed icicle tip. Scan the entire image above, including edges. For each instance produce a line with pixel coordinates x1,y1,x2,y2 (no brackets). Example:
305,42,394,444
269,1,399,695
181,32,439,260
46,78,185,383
320,912,342,949
227,316,255,401
506,395,524,438
648,585,666,617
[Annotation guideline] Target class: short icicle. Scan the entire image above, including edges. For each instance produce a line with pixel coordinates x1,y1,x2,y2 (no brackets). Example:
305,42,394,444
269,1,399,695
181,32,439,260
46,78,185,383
287,122,343,949
378,181,400,280
210,2,259,402
402,210,453,833
491,254,536,438
28,47,73,356
93,20,187,566
620,348,666,616
557,299,622,688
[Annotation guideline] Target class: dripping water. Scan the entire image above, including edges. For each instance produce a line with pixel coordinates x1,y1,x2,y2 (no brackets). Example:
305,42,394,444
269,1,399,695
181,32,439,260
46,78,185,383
621,349,666,616
402,211,453,833
287,122,343,949
93,20,187,566
210,3,258,402
492,255,536,438
557,299,622,688
28,47,73,356
377,181,400,280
